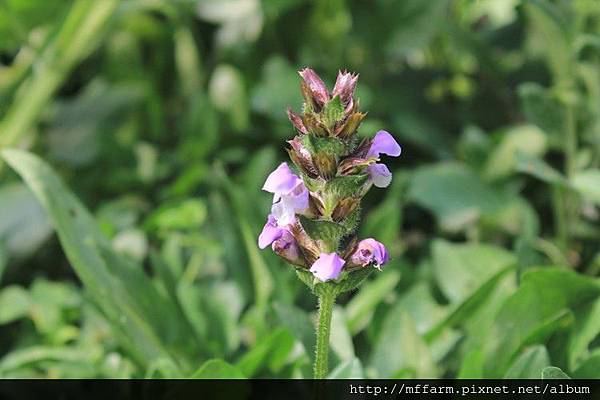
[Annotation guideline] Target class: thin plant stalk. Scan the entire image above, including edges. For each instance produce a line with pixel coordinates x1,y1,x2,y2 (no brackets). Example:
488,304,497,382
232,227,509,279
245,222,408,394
313,291,336,379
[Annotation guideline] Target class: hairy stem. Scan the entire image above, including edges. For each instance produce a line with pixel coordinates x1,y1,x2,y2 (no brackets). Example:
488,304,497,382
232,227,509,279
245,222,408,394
314,290,336,379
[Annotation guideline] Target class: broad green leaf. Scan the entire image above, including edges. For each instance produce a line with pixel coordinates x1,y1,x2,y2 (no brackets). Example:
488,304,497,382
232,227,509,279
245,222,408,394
503,345,550,379
515,152,566,186
483,268,600,377
236,328,297,378
572,350,600,379
518,82,566,145
251,56,302,125
0,285,30,325
409,162,510,231
483,125,547,180
370,302,438,378
571,169,600,205
567,297,600,371
191,359,245,379
432,240,516,304
0,183,52,257
345,269,401,335
328,358,364,379
541,366,571,379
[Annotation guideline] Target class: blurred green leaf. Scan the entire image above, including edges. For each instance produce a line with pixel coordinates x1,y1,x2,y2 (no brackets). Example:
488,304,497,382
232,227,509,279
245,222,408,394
191,359,245,379
345,269,401,335
541,366,571,379
328,358,364,379
409,162,510,231
483,268,600,377
370,302,438,378
0,183,52,258
503,345,550,379
570,169,600,205
0,285,30,325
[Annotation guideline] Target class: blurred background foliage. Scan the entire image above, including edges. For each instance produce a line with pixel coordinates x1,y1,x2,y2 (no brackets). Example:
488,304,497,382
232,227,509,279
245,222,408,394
0,0,599,379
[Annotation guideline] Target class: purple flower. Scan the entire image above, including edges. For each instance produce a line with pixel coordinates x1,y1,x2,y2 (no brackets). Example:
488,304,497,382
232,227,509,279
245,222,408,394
263,163,309,226
367,131,401,158
350,238,389,269
310,252,346,282
299,68,330,106
366,131,401,188
258,214,286,249
367,163,392,188
272,230,302,265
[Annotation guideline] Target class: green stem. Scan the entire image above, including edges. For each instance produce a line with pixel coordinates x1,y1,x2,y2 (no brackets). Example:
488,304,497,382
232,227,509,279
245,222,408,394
313,290,336,379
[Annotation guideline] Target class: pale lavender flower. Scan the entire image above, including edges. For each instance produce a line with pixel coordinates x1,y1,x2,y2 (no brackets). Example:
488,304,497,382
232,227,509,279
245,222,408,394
310,252,346,282
367,131,402,158
366,131,401,188
349,238,389,269
263,162,309,225
258,214,286,249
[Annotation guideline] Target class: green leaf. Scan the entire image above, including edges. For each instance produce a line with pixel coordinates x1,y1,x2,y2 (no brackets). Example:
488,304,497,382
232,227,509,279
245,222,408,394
328,358,364,378
518,83,566,145
345,269,401,335
1,149,185,371
432,240,516,304
515,152,566,186
572,351,600,378
330,307,355,362
370,302,438,378
483,125,547,180
570,169,600,205
191,359,245,379
0,285,30,325
567,297,600,371
541,366,571,379
409,162,510,231
483,268,600,377
503,345,550,379
236,328,297,378
0,183,52,258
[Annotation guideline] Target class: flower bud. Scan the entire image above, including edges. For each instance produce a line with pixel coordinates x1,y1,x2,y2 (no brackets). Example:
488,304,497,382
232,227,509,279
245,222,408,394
313,152,338,180
272,230,305,267
331,197,360,222
332,70,358,107
287,138,318,178
335,112,366,139
299,68,329,109
287,108,308,134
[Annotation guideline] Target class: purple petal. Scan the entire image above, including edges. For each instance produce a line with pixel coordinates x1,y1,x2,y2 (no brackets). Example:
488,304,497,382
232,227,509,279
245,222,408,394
262,163,302,195
258,214,285,249
350,238,389,269
310,252,346,282
368,163,392,188
367,131,402,158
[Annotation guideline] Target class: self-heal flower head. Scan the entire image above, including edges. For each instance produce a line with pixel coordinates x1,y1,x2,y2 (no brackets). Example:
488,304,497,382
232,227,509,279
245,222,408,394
350,238,389,269
366,131,401,188
310,252,346,282
263,162,309,226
